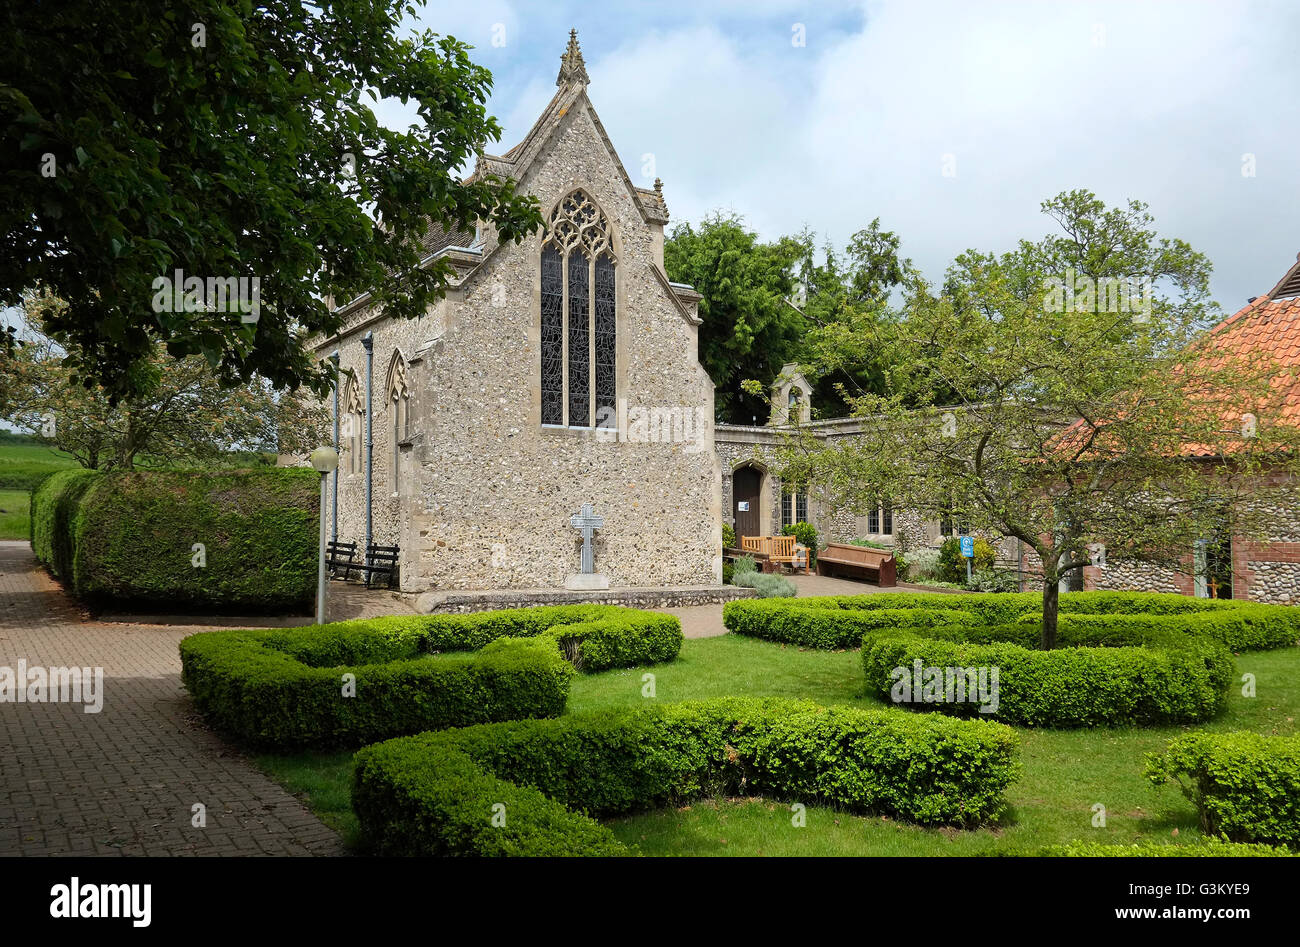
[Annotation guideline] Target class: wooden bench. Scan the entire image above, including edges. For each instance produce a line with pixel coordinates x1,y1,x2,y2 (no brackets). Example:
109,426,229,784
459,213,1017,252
724,546,772,572
360,543,399,590
326,540,359,581
816,543,897,586
741,535,809,574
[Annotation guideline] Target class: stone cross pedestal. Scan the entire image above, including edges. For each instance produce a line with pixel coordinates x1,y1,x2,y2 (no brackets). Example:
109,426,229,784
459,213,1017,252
565,502,610,590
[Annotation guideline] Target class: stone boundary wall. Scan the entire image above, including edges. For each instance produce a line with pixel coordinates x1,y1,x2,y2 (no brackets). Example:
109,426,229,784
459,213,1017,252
416,584,757,614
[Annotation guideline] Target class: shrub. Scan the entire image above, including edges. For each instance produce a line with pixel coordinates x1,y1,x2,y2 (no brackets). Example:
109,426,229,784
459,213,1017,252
904,547,941,583
972,537,998,572
48,468,320,612
724,598,976,649
181,605,683,749
1032,607,1299,653
809,591,1044,625
934,536,997,583
352,696,1021,855
1035,840,1295,857
862,621,1232,727
733,555,758,576
781,520,819,562
725,591,1249,728
936,537,965,583
1146,732,1300,848
734,571,796,598
1058,591,1243,615
966,568,1019,593
30,468,101,581
722,522,736,549
722,562,734,585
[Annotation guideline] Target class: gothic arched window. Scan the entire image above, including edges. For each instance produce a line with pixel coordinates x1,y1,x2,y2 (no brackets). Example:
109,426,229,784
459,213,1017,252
386,352,410,491
343,378,364,474
540,190,616,428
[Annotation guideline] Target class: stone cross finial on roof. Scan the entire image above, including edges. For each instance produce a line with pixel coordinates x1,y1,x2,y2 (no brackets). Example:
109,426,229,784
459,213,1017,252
557,28,590,87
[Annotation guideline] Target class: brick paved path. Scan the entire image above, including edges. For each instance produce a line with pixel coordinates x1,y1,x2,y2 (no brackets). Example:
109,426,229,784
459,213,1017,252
0,542,343,856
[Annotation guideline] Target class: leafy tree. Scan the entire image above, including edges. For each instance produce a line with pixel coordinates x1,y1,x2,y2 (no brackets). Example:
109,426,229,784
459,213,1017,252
789,191,1300,647
0,0,542,401
790,220,910,412
665,212,805,423
6,290,328,470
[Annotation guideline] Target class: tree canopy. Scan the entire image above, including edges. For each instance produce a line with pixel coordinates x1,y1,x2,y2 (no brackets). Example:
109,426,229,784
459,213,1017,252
7,290,328,470
665,212,805,423
785,190,1300,647
1,0,543,401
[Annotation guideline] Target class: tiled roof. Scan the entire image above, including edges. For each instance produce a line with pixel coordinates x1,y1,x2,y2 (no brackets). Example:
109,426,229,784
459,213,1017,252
1052,256,1300,460
1181,287,1300,455
420,219,476,256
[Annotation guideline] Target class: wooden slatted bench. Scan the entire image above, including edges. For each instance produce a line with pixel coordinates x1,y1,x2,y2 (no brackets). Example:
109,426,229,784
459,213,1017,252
816,543,897,586
724,546,772,571
740,535,809,574
326,540,359,581
361,543,400,589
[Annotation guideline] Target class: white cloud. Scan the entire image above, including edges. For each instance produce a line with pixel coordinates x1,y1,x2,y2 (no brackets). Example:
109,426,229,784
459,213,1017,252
380,0,1300,309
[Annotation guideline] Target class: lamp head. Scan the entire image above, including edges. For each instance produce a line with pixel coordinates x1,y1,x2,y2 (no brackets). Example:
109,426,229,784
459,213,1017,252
309,445,339,473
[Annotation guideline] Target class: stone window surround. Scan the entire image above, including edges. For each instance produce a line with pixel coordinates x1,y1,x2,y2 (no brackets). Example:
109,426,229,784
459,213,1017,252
534,187,627,432
343,375,364,475
384,349,411,494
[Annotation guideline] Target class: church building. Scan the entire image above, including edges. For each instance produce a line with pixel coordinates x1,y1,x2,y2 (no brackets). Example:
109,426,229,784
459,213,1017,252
315,32,722,599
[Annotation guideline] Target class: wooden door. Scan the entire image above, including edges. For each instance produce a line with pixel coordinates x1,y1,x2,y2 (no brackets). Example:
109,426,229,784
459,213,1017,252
733,466,762,540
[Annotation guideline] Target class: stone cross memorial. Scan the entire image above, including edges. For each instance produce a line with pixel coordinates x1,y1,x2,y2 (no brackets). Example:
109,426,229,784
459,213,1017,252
565,502,610,590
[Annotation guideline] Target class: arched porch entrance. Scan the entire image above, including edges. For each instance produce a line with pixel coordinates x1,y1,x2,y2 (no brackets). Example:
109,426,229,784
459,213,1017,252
731,462,770,540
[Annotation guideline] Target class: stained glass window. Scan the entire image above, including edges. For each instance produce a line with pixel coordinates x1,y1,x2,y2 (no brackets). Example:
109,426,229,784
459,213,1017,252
540,189,615,428
567,251,590,427
540,245,564,425
594,253,616,426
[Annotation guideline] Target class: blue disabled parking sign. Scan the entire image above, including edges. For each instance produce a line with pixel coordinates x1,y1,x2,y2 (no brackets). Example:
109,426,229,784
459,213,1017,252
960,536,974,558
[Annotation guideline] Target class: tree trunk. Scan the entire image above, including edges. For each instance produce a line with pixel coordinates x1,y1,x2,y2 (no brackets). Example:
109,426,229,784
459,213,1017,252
1041,577,1059,650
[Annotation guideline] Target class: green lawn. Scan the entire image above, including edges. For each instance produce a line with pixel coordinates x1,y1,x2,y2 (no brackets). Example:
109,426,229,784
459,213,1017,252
0,489,32,541
0,442,77,491
0,442,77,540
253,634,1300,856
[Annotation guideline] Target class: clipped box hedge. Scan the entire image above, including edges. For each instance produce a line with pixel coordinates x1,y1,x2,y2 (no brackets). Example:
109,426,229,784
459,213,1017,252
352,696,1021,856
181,605,683,749
724,599,976,649
1058,590,1253,615
1147,732,1300,848
1046,605,1300,652
861,621,1232,727
724,593,1251,728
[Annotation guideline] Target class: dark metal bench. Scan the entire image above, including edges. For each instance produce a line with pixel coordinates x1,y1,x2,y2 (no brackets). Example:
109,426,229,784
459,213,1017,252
326,540,359,580
361,544,399,589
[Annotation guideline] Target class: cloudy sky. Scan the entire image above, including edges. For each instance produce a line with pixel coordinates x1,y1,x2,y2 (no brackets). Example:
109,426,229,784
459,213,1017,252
386,0,1300,316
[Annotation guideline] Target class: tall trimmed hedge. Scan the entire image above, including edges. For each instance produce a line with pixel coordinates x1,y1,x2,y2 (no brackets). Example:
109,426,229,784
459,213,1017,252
353,697,1021,855
39,468,318,611
30,468,102,580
